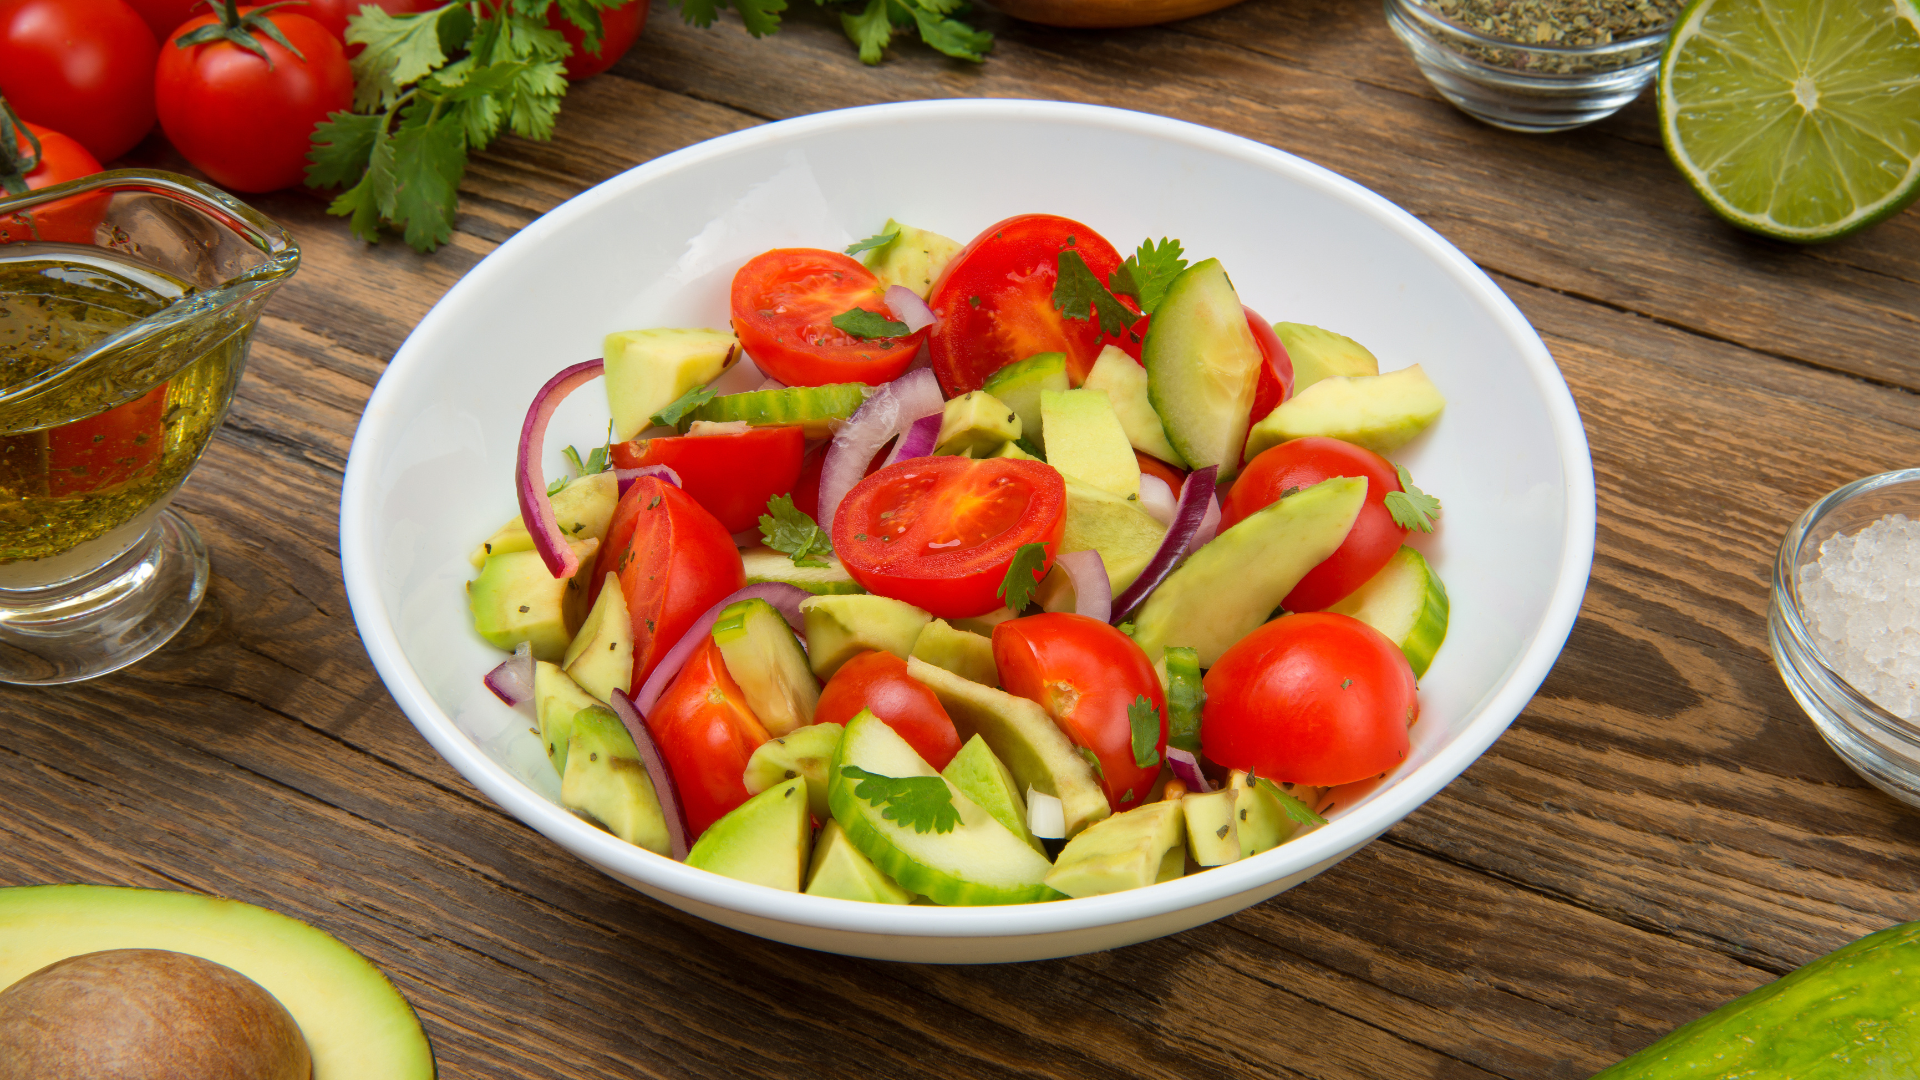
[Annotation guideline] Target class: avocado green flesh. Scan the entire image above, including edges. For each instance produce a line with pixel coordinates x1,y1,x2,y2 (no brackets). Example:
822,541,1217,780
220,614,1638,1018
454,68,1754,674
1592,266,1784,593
0,885,435,1080
468,470,618,569
804,820,915,904
859,219,961,299
685,778,812,891
935,390,1022,457
534,661,601,775
1044,800,1184,898
1060,477,1166,596
942,735,1044,855
1040,388,1140,499
742,721,843,822
713,597,819,737
603,327,737,441
561,571,632,703
1271,322,1378,395
1593,920,1920,1078
466,540,594,661
800,594,932,681
1243,363,1445,460
563,706,671,856
909,619,998,687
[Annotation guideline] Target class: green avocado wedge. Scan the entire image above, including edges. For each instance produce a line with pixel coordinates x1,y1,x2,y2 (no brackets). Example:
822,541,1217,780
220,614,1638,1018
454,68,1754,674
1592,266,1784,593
1592,919,1920,1078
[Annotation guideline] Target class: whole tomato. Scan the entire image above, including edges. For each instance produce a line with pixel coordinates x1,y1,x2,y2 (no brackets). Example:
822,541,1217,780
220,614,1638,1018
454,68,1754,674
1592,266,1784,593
1,116,106,243
814,650,962,770
0,0,159,162
1221,436,1408,612
154,5,352,193
1201,612,1417,787
550,0,647,80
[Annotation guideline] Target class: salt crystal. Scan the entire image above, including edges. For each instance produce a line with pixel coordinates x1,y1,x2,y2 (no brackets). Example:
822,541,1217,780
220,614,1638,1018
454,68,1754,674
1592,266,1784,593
1801,513,1920,720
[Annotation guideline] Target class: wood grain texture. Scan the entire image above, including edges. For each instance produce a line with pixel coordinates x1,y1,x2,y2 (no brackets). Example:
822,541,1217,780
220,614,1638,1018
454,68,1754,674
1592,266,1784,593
5,1,1920,1077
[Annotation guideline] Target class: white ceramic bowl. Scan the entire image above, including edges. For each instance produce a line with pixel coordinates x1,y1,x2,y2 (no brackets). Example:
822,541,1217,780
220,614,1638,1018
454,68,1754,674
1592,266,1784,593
340,99,1595,964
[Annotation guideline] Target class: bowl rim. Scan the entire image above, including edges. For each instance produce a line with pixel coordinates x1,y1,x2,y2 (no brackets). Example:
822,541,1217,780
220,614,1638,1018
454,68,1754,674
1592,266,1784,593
1383,0,1673,57
340,98,1597,942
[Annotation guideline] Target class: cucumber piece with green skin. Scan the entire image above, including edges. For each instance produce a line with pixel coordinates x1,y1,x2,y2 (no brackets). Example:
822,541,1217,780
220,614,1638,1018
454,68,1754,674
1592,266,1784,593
1143,258,1262,481
683,383,873,438
740,545,864,596
1160,646,1204,754
1326,545,1449,678
712,597,819,737
1592,920,1920,1079
830,710,1061,906
982,352,1069,451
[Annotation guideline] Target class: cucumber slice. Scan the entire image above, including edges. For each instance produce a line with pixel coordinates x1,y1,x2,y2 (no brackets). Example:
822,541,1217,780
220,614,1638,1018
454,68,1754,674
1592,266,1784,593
982,352,1069,449
1143,259,1261,480
740,545,863,596
829,711,1061,906
684,383,873,438
1160,646,1204,754
712,597,819,737
1326,545,1449,678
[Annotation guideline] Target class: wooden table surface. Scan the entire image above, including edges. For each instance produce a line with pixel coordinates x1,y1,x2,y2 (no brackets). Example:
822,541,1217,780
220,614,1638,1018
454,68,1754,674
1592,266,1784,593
8,0,1920,1076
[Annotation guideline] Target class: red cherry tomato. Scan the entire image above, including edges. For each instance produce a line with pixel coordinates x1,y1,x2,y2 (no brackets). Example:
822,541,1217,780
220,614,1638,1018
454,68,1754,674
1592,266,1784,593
789,442,826,521
1245,308,1293,424
611,425,805,535
830,456,1066,620
1201,612,1417,787
993,613,1167,812
926,214,1131,395
0,0,158,162
730,248,926,388
589,475,745,690
154,9,352,193
550,0,646,80
123,0,204,40
814,650,962,770
646,635,770,837
2,120,106,244
1221,437,1408,612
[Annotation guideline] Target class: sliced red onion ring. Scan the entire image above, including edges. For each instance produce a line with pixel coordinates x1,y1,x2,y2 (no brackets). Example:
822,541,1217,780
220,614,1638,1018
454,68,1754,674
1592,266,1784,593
1195,493,1222,547
483,640,536,714
883,411,943,468
1111,465,1218,624
614,463,682,499
609,689,691,860
1138,474,1177,525
818,367,943,533
1166,747,1210,793
517,359,606,578
631,582,811,717
885,285,936,333
1053,549,1111,624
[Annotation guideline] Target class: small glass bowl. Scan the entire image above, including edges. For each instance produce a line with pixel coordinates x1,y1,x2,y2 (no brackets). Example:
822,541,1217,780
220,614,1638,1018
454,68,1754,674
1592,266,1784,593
1384,0,1674,133
1771,468,1920,808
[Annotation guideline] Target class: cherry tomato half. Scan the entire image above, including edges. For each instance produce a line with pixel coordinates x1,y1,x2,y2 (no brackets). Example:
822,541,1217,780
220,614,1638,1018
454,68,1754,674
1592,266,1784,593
550,0,647,80
647,634,770,837
1245,308,1294,425
814,650,962,770
155,9,352,193
590,475,745,690
926,214,1131,396
0,0,158,162
1201,612,1417,787
3,120,106,244
831,456,1065,619
994,613,1166,812
730,248,926,387
612,425,805,535
1221,436,1407,612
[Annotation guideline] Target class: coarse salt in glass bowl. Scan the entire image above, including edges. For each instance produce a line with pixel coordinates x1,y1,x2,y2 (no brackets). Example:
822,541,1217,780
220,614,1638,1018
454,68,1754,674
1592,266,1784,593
1771,468,1920,808
1384,0,1676,133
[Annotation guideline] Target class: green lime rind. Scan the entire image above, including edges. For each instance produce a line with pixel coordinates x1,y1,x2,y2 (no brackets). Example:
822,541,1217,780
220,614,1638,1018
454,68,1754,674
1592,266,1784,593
1658,0,1920,242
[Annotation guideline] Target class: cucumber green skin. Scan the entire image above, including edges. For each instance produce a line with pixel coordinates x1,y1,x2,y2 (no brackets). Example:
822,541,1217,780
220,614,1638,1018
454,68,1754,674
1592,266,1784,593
1327,545,1450,678
1142,258,1260,480
1594,920,1920,1078
1399,557,1449,679
1162,646,1204,754
686,383,873,438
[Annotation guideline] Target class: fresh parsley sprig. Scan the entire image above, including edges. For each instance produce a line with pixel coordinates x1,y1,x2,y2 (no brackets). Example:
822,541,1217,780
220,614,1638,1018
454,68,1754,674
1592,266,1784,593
996,542,1050,612
845,230,899,256
832,307,911,340
1384,466,1441,531
651,385,717,430
841,765,958,833
759,495,833,568
1127,695,1162,769
1051,237,1192,336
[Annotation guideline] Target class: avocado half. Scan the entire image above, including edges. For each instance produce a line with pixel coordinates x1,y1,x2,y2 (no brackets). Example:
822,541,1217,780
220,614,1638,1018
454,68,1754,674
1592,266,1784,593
0,885,435,1079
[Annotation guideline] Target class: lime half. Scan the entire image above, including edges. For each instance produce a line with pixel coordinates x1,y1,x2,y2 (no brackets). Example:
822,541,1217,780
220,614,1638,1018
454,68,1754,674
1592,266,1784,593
1659,0,1920,241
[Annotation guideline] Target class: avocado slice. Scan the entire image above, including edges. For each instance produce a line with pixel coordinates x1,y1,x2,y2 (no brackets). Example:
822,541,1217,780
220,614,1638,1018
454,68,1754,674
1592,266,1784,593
1182,787,1241,866
685,778,813,891
1130,476,1366,666
990,439,1039,461
1228,770,1327,857
603,327,738,441
1272,322,1379,395
534,661,601,775
941,734,1044,855
909,619,998,686
1043,800,1185,899
742,721,844,822
562,705,671,856
982,352,1069,450
0,885,434,1079
466,539,597,662
1243,364,1446,460
859,219,961,299
740,545,863,596
804,820,916,904
935,389,1023,457
800,593,933,681
1040,388,1140,499
1060,476,1166,596
1082,345,1184,466
712,597,819,736
904,656,1110,838
561,571,633,703
1144,258,1262,481
468,470,619,569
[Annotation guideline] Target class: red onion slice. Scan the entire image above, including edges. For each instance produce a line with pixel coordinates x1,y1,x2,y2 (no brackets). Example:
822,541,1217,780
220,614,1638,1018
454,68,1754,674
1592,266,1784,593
630,582,811,717
883,412,943,468
609,689,691,860
483,640,536,714
885,285,937,333
818,367,943,533
614,463,682,499
1166,747,1210,793
517,359,607,578
1195,493,1222,547
1053,549,1111,624
1138,474,1177,525
1111,465,1218,624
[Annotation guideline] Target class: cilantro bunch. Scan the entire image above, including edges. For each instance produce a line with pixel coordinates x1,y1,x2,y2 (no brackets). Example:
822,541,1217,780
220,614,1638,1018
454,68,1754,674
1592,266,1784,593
685,0,989,65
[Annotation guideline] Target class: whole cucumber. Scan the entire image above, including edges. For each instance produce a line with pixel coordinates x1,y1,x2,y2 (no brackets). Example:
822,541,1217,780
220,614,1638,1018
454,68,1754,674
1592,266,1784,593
1594,920,1920,1078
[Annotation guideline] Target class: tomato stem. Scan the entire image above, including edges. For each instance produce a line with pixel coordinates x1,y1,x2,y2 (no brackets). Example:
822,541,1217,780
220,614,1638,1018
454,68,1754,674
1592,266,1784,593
0,98,41,197
173,0,310,67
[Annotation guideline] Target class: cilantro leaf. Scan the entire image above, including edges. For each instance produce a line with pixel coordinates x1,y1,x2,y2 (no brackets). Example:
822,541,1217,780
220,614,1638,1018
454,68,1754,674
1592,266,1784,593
1052,250,1133,336
844,227,899,256
840,765,958,834
305,109,385,189
675,0,788,36
892,0,991,61
388,107,467,251
1258,775,1328,827
759,494,833,568
832,306,910,340
649,384,716,429
1384,465,1441,532
1127,695,1162,768
1109,238,1187,316
996,542,1049,611
347,5,458,111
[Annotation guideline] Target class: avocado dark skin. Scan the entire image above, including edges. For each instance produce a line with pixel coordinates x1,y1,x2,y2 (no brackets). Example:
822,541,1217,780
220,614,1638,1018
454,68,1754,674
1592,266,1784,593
0,948,312,1080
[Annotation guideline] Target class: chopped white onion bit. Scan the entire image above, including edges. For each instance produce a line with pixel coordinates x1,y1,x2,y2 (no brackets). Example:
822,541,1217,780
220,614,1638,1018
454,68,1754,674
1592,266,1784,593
1026,787,1067,840
1165,747,1210,793
885,285,937,333
1138,474,1177,525
818,367,943,534
1054,549,1111,624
